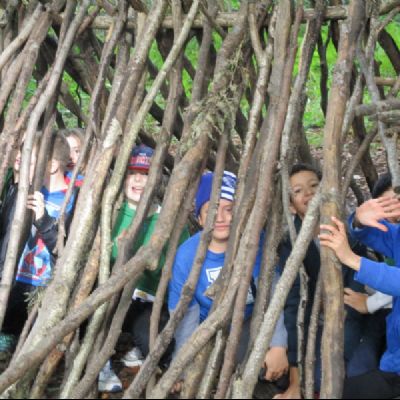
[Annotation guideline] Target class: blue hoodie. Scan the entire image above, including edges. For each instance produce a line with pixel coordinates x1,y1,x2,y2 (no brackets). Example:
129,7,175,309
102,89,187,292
349,214,400,374
168,232,261,322
168,231,288,355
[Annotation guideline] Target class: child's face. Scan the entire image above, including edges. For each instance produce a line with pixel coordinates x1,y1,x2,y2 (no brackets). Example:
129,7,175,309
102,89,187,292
380,188,400,224
13,149,22,174
66,135,82,170
290,170,320,219
13,147,38,184
198,199,234,243
124,170,149,207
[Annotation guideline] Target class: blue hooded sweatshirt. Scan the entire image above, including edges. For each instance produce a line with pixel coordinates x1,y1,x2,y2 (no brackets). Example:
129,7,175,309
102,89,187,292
168,231,288,355
168,231,261,322
349,214,400,374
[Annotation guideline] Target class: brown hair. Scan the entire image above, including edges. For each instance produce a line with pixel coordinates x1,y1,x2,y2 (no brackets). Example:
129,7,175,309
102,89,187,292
60,128,84,145
51,132,71,172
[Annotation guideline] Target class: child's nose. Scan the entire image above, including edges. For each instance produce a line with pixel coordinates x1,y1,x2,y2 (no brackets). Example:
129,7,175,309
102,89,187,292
216,208,224,221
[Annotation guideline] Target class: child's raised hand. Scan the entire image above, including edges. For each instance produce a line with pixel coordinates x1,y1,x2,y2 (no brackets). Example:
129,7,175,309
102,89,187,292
355,197,400,232
319,217,361,271
27,191,45,221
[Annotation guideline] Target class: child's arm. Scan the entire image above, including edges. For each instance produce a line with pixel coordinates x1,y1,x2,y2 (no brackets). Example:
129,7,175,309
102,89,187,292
348,213,396,260
34,211,59,253
28,190,77,255
168,251,193,313
172,303,200,358
263,270,289,381
348,197,400,259
276,237,300,369
356,259,400,298
270,270,289,348
168,248,199,353
283,276,301,368
27,191,59,253
321,217,400,297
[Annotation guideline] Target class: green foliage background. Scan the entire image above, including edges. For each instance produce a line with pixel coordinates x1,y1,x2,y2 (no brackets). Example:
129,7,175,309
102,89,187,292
24,6,400,148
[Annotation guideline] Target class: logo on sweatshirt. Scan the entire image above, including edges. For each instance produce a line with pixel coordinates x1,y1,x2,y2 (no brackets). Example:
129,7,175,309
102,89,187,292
206,266,223,284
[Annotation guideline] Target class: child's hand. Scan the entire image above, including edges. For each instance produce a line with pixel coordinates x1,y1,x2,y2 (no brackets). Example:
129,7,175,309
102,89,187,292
264,347,289,382
344,288,368,314
355,197,400,232
27,191,45,221
319,217,361,271
171,381,183,395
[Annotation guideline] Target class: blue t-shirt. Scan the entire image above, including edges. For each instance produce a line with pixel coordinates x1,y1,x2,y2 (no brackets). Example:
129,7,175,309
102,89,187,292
16,185,75,287
168,232,262,322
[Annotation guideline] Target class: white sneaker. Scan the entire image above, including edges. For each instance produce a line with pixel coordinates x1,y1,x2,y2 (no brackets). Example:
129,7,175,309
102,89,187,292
98,361,123,393
122,347,144,368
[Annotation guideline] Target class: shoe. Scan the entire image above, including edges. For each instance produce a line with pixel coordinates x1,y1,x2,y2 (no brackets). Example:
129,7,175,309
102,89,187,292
0,333,16,359
122,347,144,368
98,361,123,393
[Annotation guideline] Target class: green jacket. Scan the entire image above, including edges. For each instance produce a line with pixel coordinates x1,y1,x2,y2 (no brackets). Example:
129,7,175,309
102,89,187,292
111,201,190,298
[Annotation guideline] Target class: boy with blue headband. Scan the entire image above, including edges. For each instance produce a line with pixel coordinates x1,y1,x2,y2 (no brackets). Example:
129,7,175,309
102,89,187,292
169,171,288,388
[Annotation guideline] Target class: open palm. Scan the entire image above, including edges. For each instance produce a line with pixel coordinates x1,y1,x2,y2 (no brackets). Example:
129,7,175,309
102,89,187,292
355,197,400,232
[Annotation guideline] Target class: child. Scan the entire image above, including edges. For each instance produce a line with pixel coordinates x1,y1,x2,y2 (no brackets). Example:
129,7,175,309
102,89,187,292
344,173,395,315
168,171,288,390
0,132,77,354
98,145,190,393
275,164,367,399
320,181,400,399
344,174,395,378
62,128,85,187
0,168,14,209
0,143,39,276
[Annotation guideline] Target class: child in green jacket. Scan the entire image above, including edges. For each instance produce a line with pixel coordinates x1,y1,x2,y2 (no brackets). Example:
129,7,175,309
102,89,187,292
99,145,189,393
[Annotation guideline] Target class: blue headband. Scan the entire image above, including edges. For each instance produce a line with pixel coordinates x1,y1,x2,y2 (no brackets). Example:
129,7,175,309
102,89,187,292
195,171,237,217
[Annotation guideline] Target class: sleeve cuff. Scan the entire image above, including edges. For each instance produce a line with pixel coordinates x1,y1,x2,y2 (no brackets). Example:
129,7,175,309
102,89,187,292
348,212,365,234
34,210,56,233
355,257,370,282
288,353,298,366
366,295,376,314
366,292,392,314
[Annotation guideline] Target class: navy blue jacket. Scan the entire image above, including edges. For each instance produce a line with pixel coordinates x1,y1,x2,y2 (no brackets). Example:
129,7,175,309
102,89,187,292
278,215,367,366
0,179,18,275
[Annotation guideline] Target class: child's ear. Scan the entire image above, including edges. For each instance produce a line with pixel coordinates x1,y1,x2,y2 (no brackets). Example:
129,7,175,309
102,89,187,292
198,215,204,228
289,203,297,215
